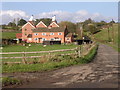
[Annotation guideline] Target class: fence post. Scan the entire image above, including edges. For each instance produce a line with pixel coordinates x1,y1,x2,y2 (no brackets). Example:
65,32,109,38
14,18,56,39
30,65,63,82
75,47,78,55
81,44,83,57
49,51,51,60
22,51,27,64
78,45,82,57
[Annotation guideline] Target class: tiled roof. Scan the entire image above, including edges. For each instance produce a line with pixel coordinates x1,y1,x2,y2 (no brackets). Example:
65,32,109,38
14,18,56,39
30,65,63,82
32,27,66,32
28,21,35,27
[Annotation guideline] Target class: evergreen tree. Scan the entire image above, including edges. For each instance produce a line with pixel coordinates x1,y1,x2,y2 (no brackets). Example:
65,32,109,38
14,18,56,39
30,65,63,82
18,19,27,26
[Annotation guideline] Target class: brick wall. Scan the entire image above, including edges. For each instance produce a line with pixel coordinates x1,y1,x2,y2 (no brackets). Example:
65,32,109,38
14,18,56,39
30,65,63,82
32,32,65,43
22,23,34,41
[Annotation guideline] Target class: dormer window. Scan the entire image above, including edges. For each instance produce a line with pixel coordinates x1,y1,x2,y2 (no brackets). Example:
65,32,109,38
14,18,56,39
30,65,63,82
24,29,27,31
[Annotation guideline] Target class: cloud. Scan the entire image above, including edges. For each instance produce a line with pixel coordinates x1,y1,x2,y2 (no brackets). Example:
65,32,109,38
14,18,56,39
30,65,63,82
0,10,29,24
37,10,117,23
0,10,118,25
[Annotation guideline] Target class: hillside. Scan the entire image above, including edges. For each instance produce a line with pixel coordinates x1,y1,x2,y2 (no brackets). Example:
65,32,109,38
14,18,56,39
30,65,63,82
94,24,119,52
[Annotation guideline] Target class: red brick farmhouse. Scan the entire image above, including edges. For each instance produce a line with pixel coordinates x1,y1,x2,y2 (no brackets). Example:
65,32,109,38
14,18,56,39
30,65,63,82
16,15,73,44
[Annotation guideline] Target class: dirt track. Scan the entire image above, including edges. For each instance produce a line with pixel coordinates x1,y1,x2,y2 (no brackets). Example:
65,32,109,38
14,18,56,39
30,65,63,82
3,44,119,88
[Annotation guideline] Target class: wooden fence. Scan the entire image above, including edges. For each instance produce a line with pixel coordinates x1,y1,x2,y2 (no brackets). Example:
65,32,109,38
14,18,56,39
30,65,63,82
1,42,96,64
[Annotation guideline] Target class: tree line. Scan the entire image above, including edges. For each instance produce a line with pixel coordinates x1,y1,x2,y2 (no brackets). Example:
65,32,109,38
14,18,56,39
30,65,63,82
1,18,116,36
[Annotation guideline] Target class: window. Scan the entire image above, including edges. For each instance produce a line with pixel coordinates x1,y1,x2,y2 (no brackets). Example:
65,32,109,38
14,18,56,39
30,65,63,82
24,29,27,31
28,38,32,41
42,33,46,35
67,38,70,40
34,38,38,41
58,33,62,35
25,33,27,36
42,38,46,41
51,38,54,41
50,33,54,35
34,33,38,35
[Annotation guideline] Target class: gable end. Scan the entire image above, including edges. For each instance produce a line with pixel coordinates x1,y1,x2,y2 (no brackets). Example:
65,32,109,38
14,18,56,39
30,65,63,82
22,22,35,29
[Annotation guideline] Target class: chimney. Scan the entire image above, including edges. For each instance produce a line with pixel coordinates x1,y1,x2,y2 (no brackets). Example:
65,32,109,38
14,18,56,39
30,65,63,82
29,15,34,21
52,15,56,22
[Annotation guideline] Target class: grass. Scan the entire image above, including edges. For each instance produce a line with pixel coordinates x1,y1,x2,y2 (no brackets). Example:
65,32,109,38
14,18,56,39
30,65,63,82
1,77,21,86
2,50,76,63
2,45,98,73
2,50,76,57
2,44,77,52
2,31,21,39
94,24,119,52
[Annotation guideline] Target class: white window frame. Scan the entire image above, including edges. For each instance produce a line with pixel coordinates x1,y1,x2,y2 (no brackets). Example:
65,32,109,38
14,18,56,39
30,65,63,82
34,38,38,41
34,33,38,35
59,38,62,40
58,33,62,35
50,33,54,35
42,38,46,41
28,38,32,41
55,38,61,41
42,33,46,35
50,38,54,41
67,38,70,41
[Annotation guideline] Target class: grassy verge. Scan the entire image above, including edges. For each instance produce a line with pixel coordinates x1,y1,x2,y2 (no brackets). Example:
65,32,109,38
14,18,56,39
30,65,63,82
3,45,98,73
1,77,21,87
94,24,119,52
79,44,98,63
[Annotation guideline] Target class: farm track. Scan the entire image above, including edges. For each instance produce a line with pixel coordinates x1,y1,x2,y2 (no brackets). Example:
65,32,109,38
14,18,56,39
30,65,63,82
3,44,119,88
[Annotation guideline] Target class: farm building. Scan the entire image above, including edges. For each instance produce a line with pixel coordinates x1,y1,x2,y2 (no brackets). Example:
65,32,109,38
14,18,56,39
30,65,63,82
16,15,73,44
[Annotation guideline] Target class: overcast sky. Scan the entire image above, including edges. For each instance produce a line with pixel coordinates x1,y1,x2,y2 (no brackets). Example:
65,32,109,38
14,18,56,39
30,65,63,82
1,2,118,24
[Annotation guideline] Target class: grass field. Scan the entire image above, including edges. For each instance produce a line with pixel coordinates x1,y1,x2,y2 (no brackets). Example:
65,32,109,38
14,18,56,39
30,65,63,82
2,45,98,73
94,24,119,52
2,44,77,63
2,31,21,39
2,50,76,57
2,44,77,52
2,50,76,63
